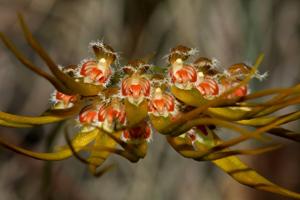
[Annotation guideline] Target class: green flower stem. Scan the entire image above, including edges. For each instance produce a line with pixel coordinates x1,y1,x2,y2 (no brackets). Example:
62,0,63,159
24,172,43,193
0,119,32,128
0,111,67,125
0,129,98,161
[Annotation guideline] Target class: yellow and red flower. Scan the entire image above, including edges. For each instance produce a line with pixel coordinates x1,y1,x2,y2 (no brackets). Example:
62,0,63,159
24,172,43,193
79,59,112,85
78,106,98,126
50,91,77,109
77,42,117,86
121,73,151,106
97,98,126,133
169,60,198,90
220,77,248,99
195,77,220,99
148,87,176,117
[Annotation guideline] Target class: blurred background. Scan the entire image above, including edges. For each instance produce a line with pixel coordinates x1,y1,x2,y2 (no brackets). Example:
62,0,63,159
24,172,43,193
0,0,300,199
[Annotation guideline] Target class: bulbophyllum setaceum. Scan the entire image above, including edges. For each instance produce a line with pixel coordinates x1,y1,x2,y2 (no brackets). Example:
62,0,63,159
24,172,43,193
1,14,300,199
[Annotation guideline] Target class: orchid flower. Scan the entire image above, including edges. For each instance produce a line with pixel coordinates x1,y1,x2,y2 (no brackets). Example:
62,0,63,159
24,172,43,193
1,14,300,199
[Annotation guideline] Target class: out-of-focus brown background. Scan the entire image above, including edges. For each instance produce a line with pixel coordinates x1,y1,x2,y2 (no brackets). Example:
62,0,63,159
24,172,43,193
0,0,300,200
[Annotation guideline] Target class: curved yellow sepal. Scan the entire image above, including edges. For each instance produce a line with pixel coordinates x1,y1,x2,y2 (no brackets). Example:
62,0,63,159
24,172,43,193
0,129,98,161
149,114,172,133
43,100,84,117
207,107,253,121
133,141,148,159
0,111,66,125
0,119,32,128
88,129,118,170
213,156,300,199
56,128,99,151
50,67,104,96
125,99,148,127
237,116,276,126
171,86,207,107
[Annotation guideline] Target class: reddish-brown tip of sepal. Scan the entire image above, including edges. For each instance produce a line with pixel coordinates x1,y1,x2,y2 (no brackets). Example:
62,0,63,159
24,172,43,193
227,63,251,81
61,65,79,78
122,59,151,74
194,57,213,69
193,57,220,76
227,62,268,82
90,42,117,66
168,45,198,64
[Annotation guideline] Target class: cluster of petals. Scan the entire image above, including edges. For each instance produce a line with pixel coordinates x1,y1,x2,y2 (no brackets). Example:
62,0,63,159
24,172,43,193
167,46,251,100
49,44,265,144
78,99,127,133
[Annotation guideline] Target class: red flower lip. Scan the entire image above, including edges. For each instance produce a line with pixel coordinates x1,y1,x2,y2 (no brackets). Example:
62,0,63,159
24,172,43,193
97,100,126,132
55,91,77,104
51,91,77,109
196,77,219,99
121,74,150,105
79,107,98,124
220,79,248,99
169,60,197,90
122,121,152,142
148,88,175,117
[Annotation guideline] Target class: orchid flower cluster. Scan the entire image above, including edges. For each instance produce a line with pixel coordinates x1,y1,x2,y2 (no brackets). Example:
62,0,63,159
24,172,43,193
1,15,300,199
